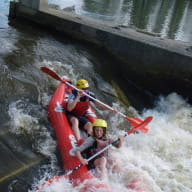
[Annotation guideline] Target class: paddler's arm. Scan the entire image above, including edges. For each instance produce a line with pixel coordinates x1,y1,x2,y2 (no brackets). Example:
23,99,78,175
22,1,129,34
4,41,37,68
89,92,118,113
67,90,84,111
94,101,118,113
75,136,95,165
75,150,88,165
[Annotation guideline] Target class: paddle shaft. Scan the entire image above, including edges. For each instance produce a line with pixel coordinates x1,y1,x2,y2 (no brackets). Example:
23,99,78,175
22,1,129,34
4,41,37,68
65,82,113,109
65,81,133,119
65,81,150,130
41,67,140,120
40,66,151,129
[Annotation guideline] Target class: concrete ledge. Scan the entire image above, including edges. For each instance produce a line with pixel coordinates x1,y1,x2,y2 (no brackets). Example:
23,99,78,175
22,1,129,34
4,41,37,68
9,2,192,101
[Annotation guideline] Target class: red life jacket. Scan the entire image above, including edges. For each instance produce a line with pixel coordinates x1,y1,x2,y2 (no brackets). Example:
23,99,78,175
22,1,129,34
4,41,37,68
71,97,90,116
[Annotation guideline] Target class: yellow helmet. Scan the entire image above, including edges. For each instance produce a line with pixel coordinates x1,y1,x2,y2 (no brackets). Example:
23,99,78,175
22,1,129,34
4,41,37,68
76,79,89,89
92,119,107,128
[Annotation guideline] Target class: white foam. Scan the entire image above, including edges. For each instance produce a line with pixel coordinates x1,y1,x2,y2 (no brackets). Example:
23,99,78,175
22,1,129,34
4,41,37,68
0,39,17,54
115,92,192,192
8,100,57,163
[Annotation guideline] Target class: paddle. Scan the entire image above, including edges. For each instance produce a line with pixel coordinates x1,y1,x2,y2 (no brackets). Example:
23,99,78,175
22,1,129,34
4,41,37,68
40,66,151,130
37,116,152,189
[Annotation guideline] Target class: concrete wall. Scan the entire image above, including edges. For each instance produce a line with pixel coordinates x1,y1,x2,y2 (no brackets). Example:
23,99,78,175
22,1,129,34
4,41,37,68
9,1,192,101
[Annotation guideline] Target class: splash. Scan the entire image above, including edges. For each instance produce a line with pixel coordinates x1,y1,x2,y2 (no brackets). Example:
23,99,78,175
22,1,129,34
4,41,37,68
8,100,57,162
0,39,17,54
31,175,74,192
120,92,192,192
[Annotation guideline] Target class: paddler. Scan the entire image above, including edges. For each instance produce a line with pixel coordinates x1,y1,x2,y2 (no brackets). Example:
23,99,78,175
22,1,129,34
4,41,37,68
75,119,123,180
66,79,117,141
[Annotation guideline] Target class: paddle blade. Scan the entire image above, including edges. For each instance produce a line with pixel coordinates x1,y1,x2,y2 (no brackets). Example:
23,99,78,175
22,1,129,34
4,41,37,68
40,66,63,82
125,117,149,133
128,116,153,135
126,117,142,126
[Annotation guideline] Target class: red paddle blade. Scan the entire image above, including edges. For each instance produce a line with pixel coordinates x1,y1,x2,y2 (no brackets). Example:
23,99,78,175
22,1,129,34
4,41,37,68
128,116,153,135
40,66,63,82
126,117,150,133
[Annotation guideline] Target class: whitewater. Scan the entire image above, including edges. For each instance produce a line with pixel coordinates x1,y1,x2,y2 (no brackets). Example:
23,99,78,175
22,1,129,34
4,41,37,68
1,0,191,191
8,62,192,192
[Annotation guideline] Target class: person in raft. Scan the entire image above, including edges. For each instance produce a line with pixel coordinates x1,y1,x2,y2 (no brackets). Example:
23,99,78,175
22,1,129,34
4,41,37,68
75,119,123,180
66,79,117,141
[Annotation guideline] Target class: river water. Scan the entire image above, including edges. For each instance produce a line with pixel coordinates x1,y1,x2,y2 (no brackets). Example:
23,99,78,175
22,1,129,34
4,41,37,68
0,0,192,192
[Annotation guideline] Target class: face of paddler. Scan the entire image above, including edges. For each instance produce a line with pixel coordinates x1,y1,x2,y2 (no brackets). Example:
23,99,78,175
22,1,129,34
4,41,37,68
93,127,105,138
82,87,89,92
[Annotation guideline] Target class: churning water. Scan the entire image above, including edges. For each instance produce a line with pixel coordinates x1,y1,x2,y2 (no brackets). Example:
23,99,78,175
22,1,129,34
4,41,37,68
0,1,191,192
8,62,192,192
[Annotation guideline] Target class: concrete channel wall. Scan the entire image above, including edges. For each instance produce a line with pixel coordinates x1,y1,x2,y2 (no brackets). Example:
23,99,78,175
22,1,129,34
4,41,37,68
9,0,192,101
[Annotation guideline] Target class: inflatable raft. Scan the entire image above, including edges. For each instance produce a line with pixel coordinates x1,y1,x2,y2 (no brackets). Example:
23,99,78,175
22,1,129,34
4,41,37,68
47,79,111,191
40,67,152,192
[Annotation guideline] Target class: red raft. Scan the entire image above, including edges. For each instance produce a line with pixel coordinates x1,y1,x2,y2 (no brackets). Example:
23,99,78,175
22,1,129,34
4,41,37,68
47,80,111,191
45,79,150,192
